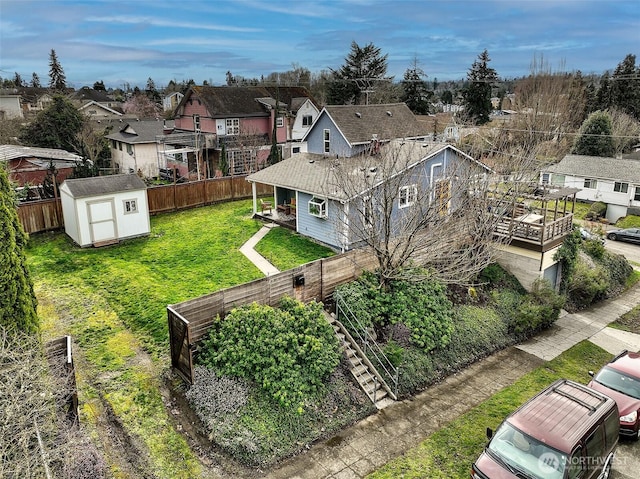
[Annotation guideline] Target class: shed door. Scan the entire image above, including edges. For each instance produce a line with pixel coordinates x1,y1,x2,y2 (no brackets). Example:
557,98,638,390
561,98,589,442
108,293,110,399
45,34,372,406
87,199,117,244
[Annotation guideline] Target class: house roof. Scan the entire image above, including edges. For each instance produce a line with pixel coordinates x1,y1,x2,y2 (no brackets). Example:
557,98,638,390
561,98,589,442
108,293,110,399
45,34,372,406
0,144,82,162
247,140,489,201
68,87,114,103
79,100,123,116
61,173,146,198
179,85,319,118
106,119,172,144
311,103,428,146
545,154,640,184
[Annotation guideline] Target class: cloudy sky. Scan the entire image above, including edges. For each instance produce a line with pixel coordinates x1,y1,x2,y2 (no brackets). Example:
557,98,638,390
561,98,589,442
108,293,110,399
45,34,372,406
1,0,638,90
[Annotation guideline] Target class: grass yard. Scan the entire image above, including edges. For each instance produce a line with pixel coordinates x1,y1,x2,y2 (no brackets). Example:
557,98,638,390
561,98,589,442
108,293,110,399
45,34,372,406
28,199,335,479
254,225,335,271
610,304,640,334
368,341,613,479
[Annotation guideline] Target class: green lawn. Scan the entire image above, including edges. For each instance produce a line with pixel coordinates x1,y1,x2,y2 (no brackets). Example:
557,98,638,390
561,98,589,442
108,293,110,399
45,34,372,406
27,199,335,479
368,341,613,479
254,226,335,271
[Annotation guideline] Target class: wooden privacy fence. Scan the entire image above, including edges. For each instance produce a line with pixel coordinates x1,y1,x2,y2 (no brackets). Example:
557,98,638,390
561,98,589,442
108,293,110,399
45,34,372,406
17,175,272,234
168,249,378,384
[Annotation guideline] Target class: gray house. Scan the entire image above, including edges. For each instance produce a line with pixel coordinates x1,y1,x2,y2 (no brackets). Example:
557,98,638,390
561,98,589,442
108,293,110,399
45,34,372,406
247,140,490,251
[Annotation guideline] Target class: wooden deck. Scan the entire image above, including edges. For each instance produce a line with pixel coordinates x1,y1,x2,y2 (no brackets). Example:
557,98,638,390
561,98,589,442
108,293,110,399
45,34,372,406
493,212,574,251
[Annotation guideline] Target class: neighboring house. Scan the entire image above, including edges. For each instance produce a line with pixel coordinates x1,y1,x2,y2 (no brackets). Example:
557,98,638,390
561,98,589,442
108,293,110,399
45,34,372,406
246,140,489,251
163,91,184,112
541,154,640,223
68,87,122,110
301,103,428,158
78,100,123,119
0,92,23,119
172,85,320,176
60,173,150,247
106,120,174,178
14,87,58,116
0,144,82,186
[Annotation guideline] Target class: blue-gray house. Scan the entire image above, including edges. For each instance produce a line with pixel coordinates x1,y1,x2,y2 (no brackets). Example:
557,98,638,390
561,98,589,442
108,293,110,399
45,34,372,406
246,103,491,251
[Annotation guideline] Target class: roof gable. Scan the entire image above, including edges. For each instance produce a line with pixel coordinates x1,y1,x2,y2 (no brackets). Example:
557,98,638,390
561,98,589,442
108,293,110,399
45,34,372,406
304,103,428,146
106,120,170,144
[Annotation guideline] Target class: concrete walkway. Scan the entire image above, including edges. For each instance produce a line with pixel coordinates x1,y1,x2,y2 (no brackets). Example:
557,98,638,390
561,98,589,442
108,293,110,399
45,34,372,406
239,224,280,276
253,282,640,479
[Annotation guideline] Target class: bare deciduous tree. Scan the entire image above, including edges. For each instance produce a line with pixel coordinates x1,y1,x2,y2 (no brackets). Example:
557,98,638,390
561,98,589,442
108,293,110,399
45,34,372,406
0,329,106,478
325,139,520,288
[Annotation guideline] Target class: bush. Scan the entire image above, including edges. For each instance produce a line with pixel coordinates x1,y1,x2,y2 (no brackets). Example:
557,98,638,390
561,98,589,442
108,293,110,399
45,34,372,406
186,366,249,418
198,297,340,411
383,340,405,367
503,280,564,336
582,238,605,259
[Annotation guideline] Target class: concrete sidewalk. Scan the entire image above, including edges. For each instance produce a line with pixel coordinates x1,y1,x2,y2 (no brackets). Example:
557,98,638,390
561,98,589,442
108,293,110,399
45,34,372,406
239,223,280,276
255,282,640,479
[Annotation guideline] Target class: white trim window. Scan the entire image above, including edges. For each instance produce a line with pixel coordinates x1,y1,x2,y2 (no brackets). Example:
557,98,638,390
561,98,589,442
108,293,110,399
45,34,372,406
399,184,418,208
226,118,240,135
583,178,597,189
123,199,138,214
362,196,373,228
323,129,330,153
193,114,201,132
614,182,628,193
276,116,284,128
634,186,640,202
302,115,313,127
308,197,327,218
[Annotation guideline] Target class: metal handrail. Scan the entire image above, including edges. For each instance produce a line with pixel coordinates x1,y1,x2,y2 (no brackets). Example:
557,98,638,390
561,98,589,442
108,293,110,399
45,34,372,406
334,291,399,399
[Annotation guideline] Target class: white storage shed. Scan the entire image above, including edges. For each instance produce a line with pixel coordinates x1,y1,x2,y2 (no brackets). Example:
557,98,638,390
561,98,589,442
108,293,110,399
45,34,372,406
60,174,150,247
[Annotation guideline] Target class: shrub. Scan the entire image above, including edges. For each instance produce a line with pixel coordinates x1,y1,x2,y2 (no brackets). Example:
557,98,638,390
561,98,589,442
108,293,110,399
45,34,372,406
478,263,526,294
383,340,405,367
199,298,340,411
506,280,564,336
186,365,249,417
582,238,605,259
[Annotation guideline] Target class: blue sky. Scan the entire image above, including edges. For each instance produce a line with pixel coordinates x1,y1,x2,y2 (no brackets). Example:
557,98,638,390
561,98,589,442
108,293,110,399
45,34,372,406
0,0,638,90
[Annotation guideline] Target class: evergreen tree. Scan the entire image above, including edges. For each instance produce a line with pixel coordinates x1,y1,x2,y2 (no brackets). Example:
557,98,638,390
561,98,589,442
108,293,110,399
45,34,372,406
48,49,66,91
572,110,615,157
596,72,612,110
610,54,640,120
19,95,84,152
93,80,106,91
0,165,38,334
145,77,160,102
462,49,498,125
13,72,23,87
328,41,389,105
401,58,433,115
31,72,41,88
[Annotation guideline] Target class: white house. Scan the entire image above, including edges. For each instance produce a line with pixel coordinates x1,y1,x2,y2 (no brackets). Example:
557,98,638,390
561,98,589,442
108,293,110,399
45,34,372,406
60,174,150,247
0,93,23,119
541,154,640,223
106,120,172,178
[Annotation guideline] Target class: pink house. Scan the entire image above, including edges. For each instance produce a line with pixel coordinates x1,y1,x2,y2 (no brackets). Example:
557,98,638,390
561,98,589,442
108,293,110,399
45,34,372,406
172,86,320,176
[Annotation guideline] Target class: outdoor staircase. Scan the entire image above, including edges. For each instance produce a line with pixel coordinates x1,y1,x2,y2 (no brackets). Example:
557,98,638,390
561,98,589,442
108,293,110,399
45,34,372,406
324,311,395,409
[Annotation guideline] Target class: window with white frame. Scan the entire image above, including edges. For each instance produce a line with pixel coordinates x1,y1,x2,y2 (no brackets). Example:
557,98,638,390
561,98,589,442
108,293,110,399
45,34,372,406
123,199,138,214
323,129,330,153
276,116,284,128
226,118,240,135
193,114,201,132
302,115,313,127
634,186,640,202
551,174,565,186
541,173,550,185
399,185,418,208
308,197,327,218
229,149,256,175
435,180,451,217
126,144,133,155
583,178,597,189
614,182,628,193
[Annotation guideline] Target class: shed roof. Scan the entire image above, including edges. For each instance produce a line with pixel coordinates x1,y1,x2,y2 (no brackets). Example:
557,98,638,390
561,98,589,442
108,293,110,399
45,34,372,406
0,144,82,162
62,173,146,198
545,154,640,184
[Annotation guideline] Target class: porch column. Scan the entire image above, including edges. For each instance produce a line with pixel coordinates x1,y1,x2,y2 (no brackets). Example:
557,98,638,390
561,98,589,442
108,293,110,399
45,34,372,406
251,181,257,214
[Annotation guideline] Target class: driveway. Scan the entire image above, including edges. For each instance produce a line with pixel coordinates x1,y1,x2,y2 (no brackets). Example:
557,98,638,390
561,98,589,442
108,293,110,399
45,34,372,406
605,231,640,265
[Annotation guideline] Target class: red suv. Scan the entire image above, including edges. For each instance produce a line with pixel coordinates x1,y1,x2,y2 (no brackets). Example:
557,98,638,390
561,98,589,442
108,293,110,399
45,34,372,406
588,350,640,440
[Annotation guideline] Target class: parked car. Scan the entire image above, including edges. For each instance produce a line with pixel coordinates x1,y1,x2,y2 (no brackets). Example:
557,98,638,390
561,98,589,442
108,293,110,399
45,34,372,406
579,227,605,244
588,350,640,440
472,379,619,479
606,228,640,244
